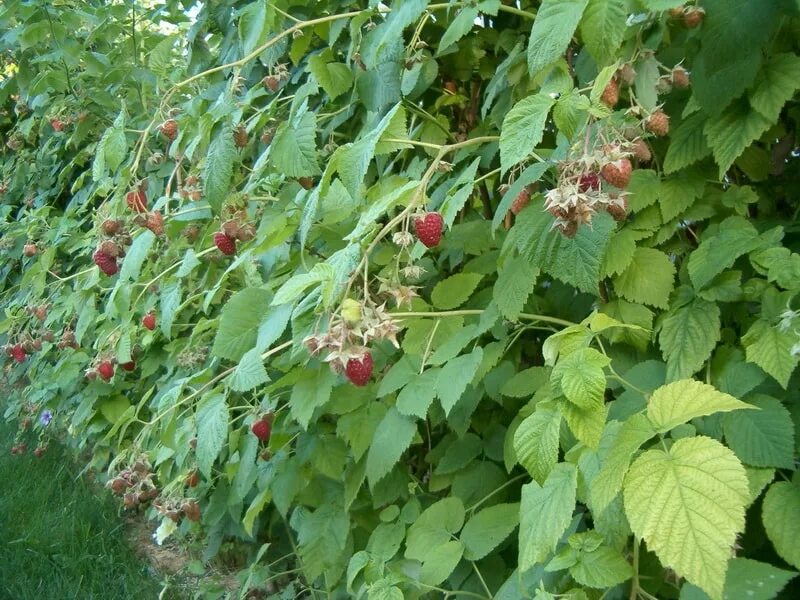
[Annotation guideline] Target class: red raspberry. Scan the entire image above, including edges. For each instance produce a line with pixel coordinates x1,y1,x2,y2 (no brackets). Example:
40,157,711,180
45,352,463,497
97,361,114,381
646,110,670,137
146,210,164,236
600,78,619,108
142,313,156,331
345,352,374,386
10,344,26,363
126,189,147,213
251,418,272,442
23,243,37,257
120,360,136,372
93,250,119,276
413,212,444,248
101,219,121,235
160,119,178,141
510,188,531,215
233,125,248,148
263,75,280,92
578,173,601,193
213,232,236,256
601,158,633,189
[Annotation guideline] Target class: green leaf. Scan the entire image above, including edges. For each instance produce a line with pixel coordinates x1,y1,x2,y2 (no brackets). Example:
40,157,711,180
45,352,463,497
438,6,480,54
569,544,632,588
436,433,482,475
591,414,658,514
289,367,335,430
397,368,440,418
375,106,412,155
742,319,799,389
762,480,800,570
256,303,292,352
519,463,578,571
723,395,795,469
513,208,615,294
405,497,465,561
212,288,271,361
159,281,181,339
366,406,417,487
624,436,749,600
658,169,706,222
551,348,609,409
527,0,589,77
579,0,626,67
560,398,608,448
626,169,661,212
228,348,269,392
492,162,550,230
436,349,483,415
431,273,484,310
271,111,320,178
243,488,271,536
118,230,155,281
420,540,464,585
552,90,591,139
514,402,562,483
501,366,550,398
238,2,268,56
658,295,721,382
749,53,800,122
461,503,520,560
647,379,754,434
613,248,675,309
499,93,556,173
704,101,772,178
204,122,237,213
196,393,229,478
493,256,539,320
663,112,712,174
688,217,761,290
722,558,797,600
308,55,353,100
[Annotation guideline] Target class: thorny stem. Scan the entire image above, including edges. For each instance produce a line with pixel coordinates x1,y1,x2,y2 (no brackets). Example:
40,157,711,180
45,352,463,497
629,538,641,600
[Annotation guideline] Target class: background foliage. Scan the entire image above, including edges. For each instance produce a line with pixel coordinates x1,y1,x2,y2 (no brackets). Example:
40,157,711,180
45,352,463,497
2,1,800,598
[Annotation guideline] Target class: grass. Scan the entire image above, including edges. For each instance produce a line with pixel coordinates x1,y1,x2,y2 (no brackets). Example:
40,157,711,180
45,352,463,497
0,422,172,600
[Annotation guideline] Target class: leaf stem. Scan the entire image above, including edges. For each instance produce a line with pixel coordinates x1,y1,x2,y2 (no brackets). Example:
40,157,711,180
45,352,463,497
391,310,575,328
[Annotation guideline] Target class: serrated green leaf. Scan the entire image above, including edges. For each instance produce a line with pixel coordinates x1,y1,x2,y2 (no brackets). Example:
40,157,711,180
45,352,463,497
212,288,271,361
624,436,749,600
659,295,721,382
228,348,269,392
749,52,800,122
614,248,675,309
704,101,772,178
271,111,320,178
405,497,465,561
658,169,706,222
552,348,609,409
569,544,632,588
527,0,589,77
560,398,608,448
493,255,539,320
688,217,761,290
647,379,754,434
238,2,268,57
762,480,800,570
500,93,555,173
626,169,660,212
437,6,480,54
461,503,520,560
119,230,155,281
397,368,440,418
366,406,417,488
723,395,795,468
289,366,335,430
196,393,229,478
431,273,484,310
204,122,237,213
519,463,578,571
664,112,712,174
308,55,353,100
514,402,561,483
742,319,799,389
579,0,626,67
436,349,483,415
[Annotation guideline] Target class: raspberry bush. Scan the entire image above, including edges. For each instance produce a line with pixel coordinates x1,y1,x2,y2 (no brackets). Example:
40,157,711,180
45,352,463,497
2,1,800,598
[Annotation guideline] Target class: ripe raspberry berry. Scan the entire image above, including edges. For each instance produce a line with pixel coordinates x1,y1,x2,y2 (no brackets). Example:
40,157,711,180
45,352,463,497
186,470,199,487
93,250,119,276
97,360,114,381
126,189,147,213
51,118,65,132
413,212,444,248
601,158,633,189
23,243,37,257
600,78,619,108
98,240,122,258
33,447,44,458
646,110,670,137
345,352,374,386
160,119,178,141
251,418,272,442
10,344,26,363
101,219,121,236
233,124,248,148
683,7,704,28
671,66,690,89
606,196,629,222
213,232,236,256
120,360,136,372
510,188,531,215
578,173,601,193
146,211,164,236
142,313,156,331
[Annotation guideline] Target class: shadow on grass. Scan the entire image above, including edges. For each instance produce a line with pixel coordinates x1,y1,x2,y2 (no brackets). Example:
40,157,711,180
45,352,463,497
0,422,177,600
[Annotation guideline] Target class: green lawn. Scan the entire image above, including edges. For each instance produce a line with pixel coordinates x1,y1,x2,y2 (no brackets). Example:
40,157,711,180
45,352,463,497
0,422,171,600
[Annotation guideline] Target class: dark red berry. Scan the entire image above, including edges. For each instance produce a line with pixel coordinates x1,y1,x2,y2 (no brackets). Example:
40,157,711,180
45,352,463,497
93,250,119,276
345,352,374,386
213,232,236,256
251,419,271,442
578,173,601,193
413,212,444,248
97,361,114,381
142,313,156,331
120,360,136,372
126,189,147,213
10,344,26,363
